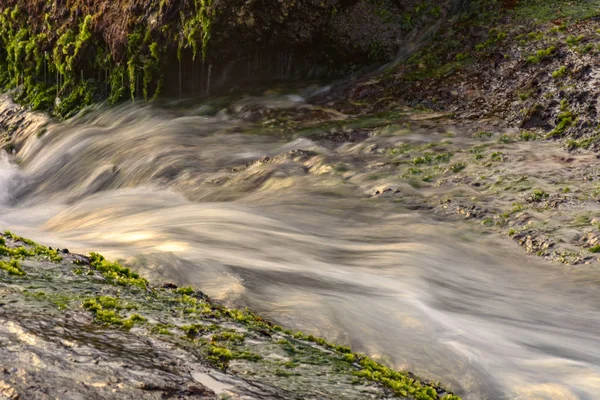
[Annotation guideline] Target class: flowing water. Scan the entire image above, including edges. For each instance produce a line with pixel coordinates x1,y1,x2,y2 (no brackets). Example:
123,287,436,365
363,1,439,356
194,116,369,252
0,93,599,400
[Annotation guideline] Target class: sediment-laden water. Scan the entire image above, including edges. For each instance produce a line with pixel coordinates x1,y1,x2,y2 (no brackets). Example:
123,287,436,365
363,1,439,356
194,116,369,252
1,93,599,400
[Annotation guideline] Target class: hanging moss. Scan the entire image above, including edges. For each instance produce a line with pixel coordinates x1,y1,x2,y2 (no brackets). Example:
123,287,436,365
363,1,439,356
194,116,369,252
127,31,143,100
108,64,126,104
0,1,215,118
180,0,214,61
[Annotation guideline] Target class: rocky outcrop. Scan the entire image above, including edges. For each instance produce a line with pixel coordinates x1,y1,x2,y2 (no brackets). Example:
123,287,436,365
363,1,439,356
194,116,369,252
0,231,460,399
0,0,461,117
321,1,600,148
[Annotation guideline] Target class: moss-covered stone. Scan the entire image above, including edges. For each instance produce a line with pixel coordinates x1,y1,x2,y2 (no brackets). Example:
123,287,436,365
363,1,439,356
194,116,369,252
0,231,461,399
0,0,461,117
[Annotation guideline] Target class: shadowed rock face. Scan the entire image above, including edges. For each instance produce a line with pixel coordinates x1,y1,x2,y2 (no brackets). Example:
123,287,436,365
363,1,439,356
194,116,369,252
8,0,450,60
0,0,456,97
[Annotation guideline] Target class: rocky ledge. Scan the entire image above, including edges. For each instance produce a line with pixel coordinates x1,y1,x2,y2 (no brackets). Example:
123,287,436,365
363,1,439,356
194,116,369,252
0,231,459,400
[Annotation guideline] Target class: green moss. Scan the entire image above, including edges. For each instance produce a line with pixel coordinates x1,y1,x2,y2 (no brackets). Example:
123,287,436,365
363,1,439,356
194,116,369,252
566,34,585,47
519,131,538,141
207,345,234,368
412,155,431,165
343,353,356,363
207,344,262,369
481,218,494,227
180,294,198,306
474,131,493,138
179,324,202,339
516,31,543,44
552,66,567,79
490,151,504,162
455,52,469,61
434,153,452,163
469,144,488,154
122,313,147,329
589,244,600,253
0,234,62,262
354,356,442,399
475,28,508,51
125,29,164,101
3,230,31,244
235,350,261,362
531,189,549,202
0,258,25,276
565,134,600,150
82,295,145,329
497,134,513,144
526,46,556,63
412,152,452,166
150,323,174,335
89,252,147,289
578,42,595,54
511,203,524,214
83,295,122,311
96,309,122,326
513,0,600,22
450,163,466,173
211,331,245,344
518,91,532,101
547,111,575,138
23,290,72,310
175,286,195,295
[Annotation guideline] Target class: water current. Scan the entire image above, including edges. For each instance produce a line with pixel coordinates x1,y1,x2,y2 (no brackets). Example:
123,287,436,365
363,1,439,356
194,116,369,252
0,93,599,400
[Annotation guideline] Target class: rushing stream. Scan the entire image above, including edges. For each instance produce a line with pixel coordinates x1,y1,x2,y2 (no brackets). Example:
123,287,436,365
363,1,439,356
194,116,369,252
0,93,599,400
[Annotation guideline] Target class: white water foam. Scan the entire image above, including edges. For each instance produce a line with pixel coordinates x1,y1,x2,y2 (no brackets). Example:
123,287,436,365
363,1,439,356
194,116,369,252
0,151,21,205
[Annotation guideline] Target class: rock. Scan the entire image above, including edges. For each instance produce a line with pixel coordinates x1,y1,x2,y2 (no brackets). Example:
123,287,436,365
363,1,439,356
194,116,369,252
580,232,600,247
162,283,178,289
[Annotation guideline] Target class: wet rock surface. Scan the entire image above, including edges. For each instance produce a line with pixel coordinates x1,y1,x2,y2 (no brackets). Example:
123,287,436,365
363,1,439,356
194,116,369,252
231,101,600,266
0,232,457,400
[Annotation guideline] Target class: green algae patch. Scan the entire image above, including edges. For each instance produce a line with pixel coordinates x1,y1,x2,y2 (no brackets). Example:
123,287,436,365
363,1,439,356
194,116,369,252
89,252,147,289
1,231,63,262
82,296,140,328
525,45,556,63
0,258,25,276
354,357,460,400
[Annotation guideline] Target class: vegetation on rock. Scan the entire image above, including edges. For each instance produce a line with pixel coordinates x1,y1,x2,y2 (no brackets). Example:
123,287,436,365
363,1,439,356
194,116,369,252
0,0,464,118
0,231,461,399
0,1,212,117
